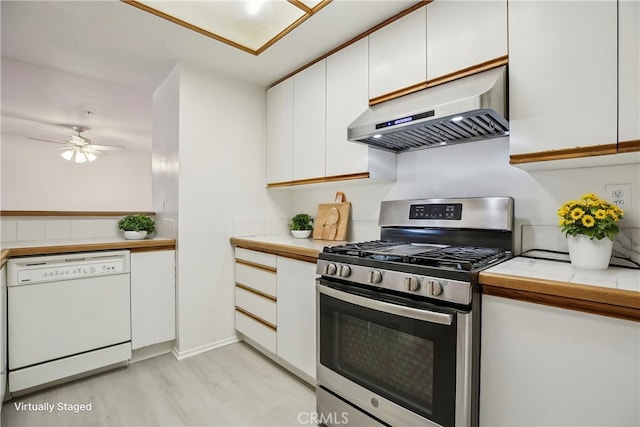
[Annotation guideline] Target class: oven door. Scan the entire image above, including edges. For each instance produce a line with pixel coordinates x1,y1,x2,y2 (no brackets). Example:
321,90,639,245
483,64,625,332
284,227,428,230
317,279,472,427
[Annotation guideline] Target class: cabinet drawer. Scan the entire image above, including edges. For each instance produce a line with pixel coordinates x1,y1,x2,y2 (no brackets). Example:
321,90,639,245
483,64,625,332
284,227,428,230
235,262,276,298
235,286,276,325
235,248,277,268
235,310,277,354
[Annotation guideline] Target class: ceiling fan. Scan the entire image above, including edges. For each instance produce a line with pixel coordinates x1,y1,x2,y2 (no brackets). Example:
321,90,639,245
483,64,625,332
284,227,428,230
26,126,124,163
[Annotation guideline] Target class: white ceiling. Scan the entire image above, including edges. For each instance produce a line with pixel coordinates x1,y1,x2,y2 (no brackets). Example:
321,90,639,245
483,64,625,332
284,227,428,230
0,0,419,152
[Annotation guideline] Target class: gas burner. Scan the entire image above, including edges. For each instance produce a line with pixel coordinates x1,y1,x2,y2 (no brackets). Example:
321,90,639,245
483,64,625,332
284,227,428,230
324,241,510,271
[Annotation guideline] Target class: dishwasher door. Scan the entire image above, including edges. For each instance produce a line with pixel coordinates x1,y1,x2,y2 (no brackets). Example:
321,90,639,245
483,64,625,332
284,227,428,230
8,273,131,370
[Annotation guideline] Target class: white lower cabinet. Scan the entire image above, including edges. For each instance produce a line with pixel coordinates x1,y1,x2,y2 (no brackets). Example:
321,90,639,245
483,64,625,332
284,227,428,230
480,295,640,426
130,250,176,349
233,248,317,383
234,249,278,354
276,257,317,380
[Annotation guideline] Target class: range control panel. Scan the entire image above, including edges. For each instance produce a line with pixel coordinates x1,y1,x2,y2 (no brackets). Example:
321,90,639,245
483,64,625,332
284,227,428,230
409,203,462,220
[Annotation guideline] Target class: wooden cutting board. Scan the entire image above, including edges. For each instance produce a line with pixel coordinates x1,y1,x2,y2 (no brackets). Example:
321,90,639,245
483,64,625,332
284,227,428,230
313,192,350,241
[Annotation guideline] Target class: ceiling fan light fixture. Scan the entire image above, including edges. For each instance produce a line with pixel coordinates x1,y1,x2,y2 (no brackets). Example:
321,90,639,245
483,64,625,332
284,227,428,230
61,150,74,161
85,152,97,162
75,151,88,164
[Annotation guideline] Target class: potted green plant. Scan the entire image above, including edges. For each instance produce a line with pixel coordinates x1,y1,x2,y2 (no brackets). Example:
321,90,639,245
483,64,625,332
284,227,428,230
117,214,156,240
289,213,313,238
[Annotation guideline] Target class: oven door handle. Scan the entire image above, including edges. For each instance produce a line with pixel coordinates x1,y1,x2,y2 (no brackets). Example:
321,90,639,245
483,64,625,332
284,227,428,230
317,283,453,325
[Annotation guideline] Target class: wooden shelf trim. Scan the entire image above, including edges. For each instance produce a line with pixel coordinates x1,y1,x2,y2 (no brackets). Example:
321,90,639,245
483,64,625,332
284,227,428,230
369,55,509,106
235,258,277,273
480,272,640,322
509,144,619,164
235,307,277,331
236,283,277,302
232,240,319,264
618,139,640,153
266,172,370,189
0,210,156,217
1,240,176,259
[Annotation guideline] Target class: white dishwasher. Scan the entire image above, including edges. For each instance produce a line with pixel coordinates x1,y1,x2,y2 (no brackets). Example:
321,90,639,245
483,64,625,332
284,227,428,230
7,250,132,394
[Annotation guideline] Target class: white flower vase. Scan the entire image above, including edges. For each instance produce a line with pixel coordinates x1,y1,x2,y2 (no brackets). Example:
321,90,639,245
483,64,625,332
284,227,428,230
291,230,312,239
124,230,148,240
567,234,613,270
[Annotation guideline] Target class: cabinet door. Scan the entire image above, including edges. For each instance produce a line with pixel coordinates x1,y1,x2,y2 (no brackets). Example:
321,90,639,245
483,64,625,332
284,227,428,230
293,60,326,181
481,295,640,426
276,257,317,379
426,0,507,80
130,250,176,349
369,7,426,100
619,0,640,144
508,1,617,155
326,38,370,176
266,78,293,184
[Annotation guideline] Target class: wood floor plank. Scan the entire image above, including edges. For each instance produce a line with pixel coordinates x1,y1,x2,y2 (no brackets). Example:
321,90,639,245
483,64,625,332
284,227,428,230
1,342,316,426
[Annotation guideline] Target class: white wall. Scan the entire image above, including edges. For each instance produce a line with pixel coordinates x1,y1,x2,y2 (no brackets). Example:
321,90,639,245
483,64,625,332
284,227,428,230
1,133,152,211
164,62,289,356
289,138,640,253
152,65,180,240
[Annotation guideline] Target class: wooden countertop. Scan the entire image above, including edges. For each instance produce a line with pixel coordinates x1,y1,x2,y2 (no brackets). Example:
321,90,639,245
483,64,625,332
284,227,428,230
1,238,176,268
480,257,640,322
230,235,344,263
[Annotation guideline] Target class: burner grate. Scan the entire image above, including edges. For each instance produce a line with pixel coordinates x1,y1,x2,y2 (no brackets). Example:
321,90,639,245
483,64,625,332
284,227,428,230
324,241,510,271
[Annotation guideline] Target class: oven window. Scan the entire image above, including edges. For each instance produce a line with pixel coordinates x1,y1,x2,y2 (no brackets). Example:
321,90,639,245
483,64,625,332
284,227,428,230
319,290,456,426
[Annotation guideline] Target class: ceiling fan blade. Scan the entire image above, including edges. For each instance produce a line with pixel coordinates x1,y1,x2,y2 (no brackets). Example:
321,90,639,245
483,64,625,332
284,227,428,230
89,144,124,151
25,137,68,145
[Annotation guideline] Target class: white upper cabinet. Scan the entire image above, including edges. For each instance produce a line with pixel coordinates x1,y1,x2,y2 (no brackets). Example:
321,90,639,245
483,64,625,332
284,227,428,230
508,1,617,156
327,39,372,176
369,7,427,100
266,42,396,187
619,0,640,144
293,60,326,181
266,78,293,184
426,0,507,80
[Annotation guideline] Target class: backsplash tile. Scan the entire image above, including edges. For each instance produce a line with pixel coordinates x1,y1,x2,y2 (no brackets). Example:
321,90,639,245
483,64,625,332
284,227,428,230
71,220,95,239
45,220,72,240
522,225,640,265
94,219,119,238
1,219,17,242
16,220,46,241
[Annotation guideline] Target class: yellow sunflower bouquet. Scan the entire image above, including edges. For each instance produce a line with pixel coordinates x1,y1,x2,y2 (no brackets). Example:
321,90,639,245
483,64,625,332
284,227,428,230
557,193,624,241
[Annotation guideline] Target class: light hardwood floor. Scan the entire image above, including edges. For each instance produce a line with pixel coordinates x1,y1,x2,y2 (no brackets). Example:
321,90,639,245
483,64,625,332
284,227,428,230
1,342,317,427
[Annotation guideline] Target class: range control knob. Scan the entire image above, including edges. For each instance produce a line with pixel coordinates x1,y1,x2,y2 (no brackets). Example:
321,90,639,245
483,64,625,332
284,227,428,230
404,276,420,291
368,270,383,284
324,263,338,275
426,279,443,296
339,265,351,278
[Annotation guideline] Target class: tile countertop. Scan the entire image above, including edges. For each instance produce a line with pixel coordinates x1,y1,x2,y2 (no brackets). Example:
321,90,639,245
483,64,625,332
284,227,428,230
480,256,640,322
0,237,176,268
230,234,346,263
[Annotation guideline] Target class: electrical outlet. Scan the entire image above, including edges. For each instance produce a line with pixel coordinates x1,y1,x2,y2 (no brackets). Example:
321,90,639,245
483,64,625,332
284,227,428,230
604,183,631,211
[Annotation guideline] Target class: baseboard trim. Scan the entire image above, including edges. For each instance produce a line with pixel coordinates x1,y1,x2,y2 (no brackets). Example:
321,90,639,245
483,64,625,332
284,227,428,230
171,336,240,360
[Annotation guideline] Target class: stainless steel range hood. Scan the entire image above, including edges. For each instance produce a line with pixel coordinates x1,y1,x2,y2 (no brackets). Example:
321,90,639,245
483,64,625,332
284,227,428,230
348,66,508,152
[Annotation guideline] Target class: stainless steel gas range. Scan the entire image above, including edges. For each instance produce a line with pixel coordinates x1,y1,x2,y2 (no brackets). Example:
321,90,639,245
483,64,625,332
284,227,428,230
315,197,514,427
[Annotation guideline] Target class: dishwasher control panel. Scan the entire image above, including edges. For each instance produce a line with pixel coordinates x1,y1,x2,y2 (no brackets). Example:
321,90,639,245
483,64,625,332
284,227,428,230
16,260,126,284
7,250,130,286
